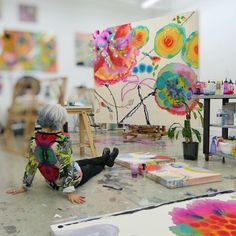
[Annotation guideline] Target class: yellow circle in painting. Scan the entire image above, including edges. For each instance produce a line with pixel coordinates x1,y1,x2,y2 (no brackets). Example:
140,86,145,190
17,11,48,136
182,31,199,68
154,23,186,58
132,25,149,49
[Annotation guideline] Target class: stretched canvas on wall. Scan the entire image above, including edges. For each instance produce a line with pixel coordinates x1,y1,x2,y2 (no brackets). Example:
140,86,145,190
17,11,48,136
0,30,57,72
75,33,93,67
93,11,199,125
18,4,37,22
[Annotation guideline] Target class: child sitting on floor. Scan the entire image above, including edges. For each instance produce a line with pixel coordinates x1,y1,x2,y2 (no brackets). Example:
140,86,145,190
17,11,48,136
6,104,119,204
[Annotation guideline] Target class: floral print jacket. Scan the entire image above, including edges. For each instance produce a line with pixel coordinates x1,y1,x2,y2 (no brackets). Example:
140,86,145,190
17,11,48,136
22,131,82,193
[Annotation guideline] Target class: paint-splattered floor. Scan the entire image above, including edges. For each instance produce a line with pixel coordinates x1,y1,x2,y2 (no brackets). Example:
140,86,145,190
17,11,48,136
0,130,235,236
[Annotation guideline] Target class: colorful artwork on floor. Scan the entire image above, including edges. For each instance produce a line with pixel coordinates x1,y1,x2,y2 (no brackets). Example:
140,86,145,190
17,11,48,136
116,152,175,168
146,162,222,188
75,32,93,67
0,30,57,72
92,11,199,125
51,191,236,236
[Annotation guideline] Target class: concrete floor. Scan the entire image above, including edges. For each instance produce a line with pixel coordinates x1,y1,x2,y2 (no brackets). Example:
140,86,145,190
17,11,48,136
0,131,236,236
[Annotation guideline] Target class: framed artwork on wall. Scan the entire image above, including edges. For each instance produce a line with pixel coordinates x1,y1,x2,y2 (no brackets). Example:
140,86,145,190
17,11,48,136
75,32,93,67
18,4,37,23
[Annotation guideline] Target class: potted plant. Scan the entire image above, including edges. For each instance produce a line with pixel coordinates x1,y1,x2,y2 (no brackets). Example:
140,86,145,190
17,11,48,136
167,101,203,160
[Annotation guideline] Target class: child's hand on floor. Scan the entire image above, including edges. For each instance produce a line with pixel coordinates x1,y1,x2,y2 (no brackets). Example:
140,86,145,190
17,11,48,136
6,186,27,195
67,192,86,204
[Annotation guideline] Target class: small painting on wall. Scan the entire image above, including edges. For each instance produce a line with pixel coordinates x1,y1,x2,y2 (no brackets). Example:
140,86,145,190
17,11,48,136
19,4,37,23
75,32,93,67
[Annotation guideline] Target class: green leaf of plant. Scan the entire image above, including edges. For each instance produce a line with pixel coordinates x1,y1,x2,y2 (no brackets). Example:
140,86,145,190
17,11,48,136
182,127,192,139
173,18,176,21
154,65,159,70
192,111,197,119
167,127,177,140
176,130,180,139
192,128,201,142
152,72,155,77
197,101,203,109
177,20,181,24
197,110,204,127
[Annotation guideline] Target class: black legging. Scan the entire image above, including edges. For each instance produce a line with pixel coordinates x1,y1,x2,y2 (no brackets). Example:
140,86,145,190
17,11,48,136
75,155,108,187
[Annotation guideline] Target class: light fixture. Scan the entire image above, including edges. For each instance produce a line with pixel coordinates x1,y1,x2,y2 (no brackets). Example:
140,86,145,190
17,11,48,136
141,0,161,9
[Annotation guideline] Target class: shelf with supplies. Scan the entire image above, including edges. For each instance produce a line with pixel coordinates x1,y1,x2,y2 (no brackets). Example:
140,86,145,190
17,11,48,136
210,124,236,129
193,94,236,162
215,152,236,163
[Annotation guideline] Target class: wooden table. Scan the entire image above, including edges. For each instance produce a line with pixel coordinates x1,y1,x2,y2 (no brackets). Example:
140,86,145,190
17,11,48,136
65,106,97,157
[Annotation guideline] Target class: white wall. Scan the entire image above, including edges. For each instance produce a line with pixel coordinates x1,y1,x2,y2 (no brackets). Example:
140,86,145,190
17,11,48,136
0,0,235,126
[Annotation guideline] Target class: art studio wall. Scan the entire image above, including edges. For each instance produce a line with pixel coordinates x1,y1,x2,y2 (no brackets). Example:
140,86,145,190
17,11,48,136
0,0,235,127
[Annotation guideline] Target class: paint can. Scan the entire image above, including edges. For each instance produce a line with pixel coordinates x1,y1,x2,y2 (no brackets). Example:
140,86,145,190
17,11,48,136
130,163,139,178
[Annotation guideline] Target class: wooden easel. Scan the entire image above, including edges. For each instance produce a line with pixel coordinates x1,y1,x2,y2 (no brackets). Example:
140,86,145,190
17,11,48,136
65,106,97,157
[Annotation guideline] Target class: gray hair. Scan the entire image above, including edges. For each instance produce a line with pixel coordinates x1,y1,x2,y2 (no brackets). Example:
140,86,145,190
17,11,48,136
37,104,68,131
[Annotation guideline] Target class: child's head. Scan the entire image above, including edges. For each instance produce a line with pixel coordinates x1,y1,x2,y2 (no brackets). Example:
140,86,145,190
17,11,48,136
37,104,68,131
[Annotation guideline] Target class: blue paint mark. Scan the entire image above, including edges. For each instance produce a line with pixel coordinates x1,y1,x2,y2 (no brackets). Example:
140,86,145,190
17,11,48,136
139,63,146,73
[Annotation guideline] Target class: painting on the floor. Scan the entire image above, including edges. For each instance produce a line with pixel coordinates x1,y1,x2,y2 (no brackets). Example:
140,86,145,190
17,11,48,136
51,191,236,236
116,152,175,168
0,30,57,72
146,162,222,188
75,32,93,67
93,11,199,125
18,4,37,22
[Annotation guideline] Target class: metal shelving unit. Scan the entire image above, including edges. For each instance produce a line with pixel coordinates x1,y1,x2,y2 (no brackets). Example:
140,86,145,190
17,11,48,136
193,94,236,162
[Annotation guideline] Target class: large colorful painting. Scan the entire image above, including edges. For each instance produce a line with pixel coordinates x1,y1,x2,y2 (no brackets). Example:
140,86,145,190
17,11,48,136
0,30,57,72
146,162,222,188
75,32,93,67
93,11,199,125
51,191,236,236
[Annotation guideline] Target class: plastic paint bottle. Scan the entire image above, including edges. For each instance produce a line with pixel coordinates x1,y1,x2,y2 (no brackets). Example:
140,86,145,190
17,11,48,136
210,81,216,95
215,81,221,95
223,78,228,95
229,79,234,94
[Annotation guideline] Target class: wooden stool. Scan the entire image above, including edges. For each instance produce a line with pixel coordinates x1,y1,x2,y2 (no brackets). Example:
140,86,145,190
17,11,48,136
65,106,97,157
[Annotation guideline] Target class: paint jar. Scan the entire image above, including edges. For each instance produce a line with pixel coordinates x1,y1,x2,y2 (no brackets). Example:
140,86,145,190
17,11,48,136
130,163,139,178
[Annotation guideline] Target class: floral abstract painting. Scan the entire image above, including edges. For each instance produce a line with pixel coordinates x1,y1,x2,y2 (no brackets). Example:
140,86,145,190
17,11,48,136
75,32,93,67
0,30,57,72
92,11,199,125
170,197,236,236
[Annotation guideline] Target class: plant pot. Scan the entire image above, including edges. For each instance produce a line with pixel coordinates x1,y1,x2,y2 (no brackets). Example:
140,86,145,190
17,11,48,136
183,142,199,160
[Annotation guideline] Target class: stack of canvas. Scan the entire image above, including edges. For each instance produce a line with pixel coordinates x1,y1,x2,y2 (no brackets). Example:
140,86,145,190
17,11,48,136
146,162,222,188
115,152,175,169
